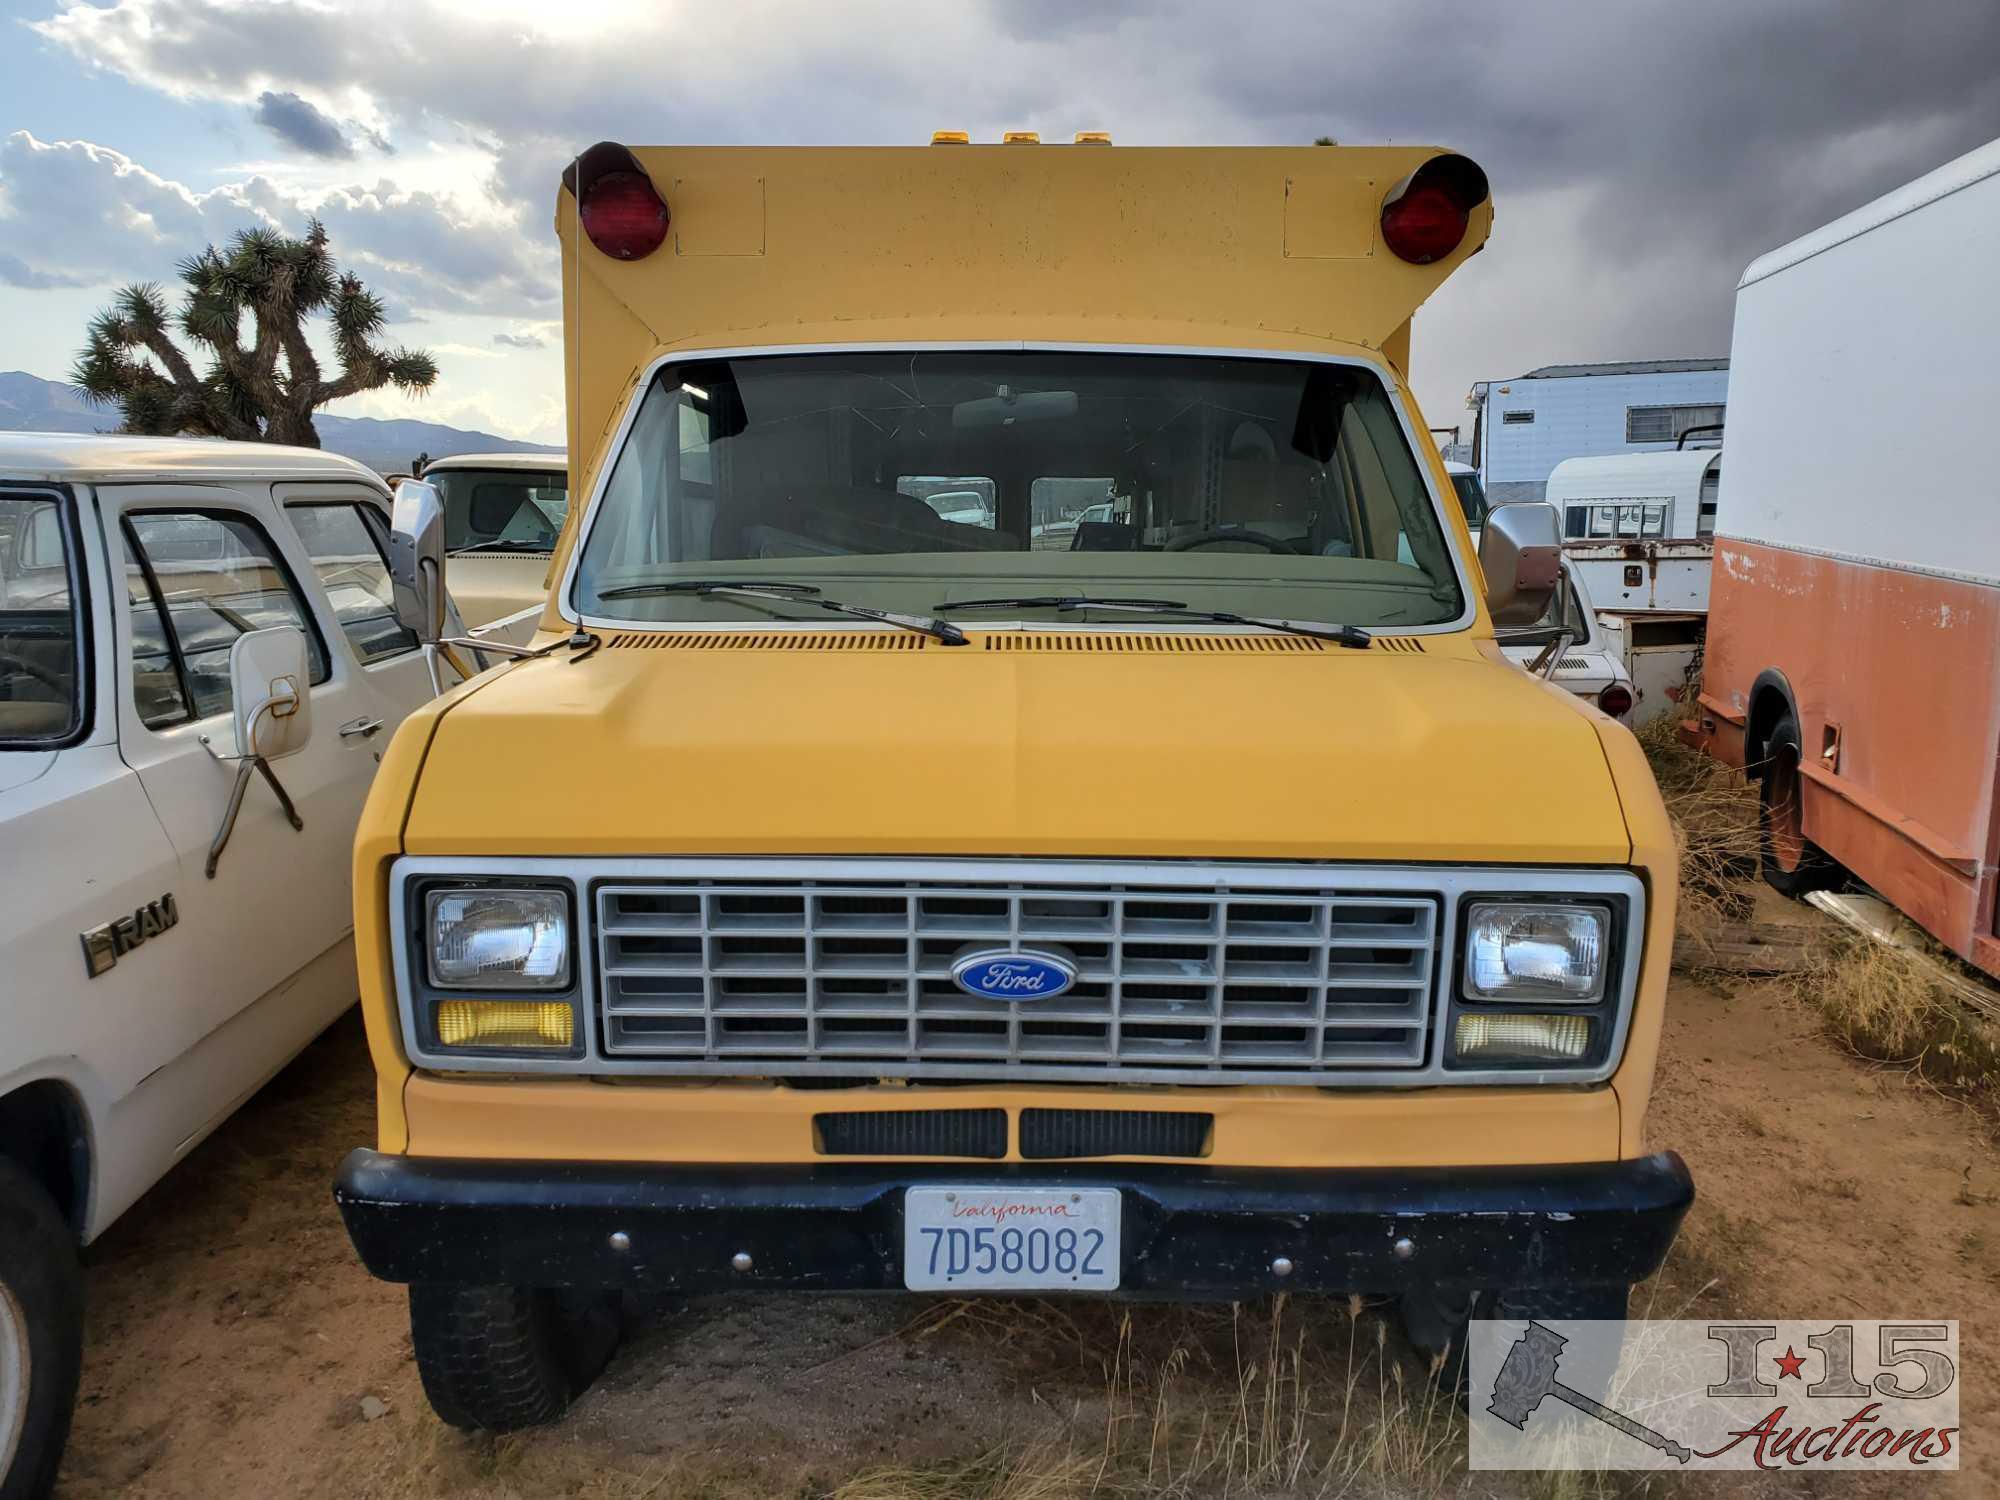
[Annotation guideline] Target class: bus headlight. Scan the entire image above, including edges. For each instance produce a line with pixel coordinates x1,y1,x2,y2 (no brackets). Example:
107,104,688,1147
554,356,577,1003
426,888,571,989
1464,903,1607,1002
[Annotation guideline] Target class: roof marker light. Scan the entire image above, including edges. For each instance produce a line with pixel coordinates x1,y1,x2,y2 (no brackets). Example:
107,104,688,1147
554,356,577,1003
564,142,670,261
931,130,969,145
1074,131,1112,145
1379,154,1489,265
1002,131,1041,144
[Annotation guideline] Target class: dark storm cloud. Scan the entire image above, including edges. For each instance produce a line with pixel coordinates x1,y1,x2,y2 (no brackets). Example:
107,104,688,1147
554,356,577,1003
253,90,354,158
25,0,2000,416
1197,0,2000,252
1174,0,2000,377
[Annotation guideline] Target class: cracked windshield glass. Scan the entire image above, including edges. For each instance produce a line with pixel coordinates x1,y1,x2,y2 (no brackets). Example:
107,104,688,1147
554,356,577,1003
571,351,1466,628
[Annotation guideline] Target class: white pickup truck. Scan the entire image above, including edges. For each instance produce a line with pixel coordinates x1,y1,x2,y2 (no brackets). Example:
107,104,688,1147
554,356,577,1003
414,450,568,643
1496,552,1637,725
0,434,450,1496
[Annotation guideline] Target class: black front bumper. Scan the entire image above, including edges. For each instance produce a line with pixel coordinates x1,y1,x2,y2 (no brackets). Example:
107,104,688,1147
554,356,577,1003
335,1149,1693,1297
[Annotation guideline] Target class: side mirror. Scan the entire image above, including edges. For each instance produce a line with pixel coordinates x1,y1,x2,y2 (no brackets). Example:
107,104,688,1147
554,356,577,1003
1479,502,1563,625
389,478,447,644
229,625,311,760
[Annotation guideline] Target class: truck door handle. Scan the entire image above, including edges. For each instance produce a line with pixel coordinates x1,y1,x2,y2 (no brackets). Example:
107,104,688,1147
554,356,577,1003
339,717,384,740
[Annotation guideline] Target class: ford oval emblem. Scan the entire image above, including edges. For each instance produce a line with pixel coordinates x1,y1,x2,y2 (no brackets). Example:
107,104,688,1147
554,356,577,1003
949,948,1077,1002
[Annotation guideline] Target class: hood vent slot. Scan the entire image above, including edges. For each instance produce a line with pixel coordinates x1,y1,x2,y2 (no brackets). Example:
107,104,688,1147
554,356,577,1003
1373,637,1427,654
982,633,1323,654
606,631,925,652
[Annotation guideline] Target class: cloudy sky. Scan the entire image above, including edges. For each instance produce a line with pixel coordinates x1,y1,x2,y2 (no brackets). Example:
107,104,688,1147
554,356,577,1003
2,0,1997,446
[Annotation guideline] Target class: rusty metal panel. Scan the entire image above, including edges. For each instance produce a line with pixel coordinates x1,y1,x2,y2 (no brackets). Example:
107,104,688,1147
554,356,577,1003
1703,536,2000,971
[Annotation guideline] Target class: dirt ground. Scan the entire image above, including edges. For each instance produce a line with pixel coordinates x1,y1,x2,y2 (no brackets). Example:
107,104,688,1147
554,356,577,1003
54,897,2000,1499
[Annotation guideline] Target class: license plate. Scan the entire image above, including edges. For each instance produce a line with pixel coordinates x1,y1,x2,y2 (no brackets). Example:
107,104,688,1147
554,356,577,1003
903,1187,1121,1291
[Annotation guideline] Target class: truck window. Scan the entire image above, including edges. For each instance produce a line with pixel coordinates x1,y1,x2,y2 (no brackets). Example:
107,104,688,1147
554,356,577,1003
0,491,84,746
286,503,420,663
573,352,1464,629
121,511,329,727
1028,478,1118,549
426,469,568,553
1449,471,1488,528
897,477,996,529
1698,463,1721,538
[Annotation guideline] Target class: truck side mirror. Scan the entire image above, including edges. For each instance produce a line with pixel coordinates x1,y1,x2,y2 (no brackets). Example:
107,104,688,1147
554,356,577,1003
229,625,311,760
202,625,312,878
1479,501,1563,625
389,478,447,645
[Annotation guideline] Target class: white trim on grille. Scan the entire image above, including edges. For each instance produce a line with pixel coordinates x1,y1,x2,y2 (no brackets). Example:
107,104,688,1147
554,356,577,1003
389,858,1645,1087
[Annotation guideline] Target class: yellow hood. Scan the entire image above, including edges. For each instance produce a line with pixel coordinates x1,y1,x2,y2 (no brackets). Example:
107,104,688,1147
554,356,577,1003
403,633,1629,864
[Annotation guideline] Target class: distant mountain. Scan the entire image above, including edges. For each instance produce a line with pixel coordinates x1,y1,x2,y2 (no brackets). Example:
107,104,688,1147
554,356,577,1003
0,371,99,434
0,371,562,474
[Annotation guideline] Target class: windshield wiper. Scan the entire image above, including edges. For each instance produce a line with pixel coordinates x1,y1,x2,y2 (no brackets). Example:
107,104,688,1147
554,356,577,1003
596,580,968,647
449,538,555,555
938,595,1371,649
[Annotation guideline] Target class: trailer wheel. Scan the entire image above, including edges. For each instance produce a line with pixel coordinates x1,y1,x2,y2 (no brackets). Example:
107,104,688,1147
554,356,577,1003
1401,1282,1629,1401
1757,713,1842,897
408,1285,621,1432
0,1160,83,1500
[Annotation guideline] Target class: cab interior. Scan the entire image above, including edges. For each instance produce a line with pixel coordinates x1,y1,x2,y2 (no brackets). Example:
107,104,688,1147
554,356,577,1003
610,352,1444,573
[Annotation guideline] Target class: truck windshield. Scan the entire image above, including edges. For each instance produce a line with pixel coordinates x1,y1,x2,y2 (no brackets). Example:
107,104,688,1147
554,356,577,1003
0,492,83,746
573,351,1466,629
427,468,568,553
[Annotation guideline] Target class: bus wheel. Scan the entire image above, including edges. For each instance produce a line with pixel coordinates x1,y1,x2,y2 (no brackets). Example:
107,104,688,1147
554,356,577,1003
0,1159,84,1500
408,1285,621,1432
1758,712,1841,898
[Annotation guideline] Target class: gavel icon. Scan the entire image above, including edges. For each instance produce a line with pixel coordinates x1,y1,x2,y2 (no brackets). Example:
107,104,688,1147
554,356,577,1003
1488,1321,1692,1464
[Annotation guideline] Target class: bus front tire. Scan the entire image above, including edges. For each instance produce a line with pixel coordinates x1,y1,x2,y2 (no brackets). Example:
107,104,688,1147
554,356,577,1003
408,1284,622,1432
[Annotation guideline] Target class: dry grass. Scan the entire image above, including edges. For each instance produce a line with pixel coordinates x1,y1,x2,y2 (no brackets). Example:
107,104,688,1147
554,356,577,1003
1634,710,1762,933
1634,701,2000,1098
1795,933,2000,1093
830,1296,1471,1500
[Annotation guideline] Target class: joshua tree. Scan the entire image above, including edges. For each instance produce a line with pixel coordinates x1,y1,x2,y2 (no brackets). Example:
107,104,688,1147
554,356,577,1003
72,219,437,447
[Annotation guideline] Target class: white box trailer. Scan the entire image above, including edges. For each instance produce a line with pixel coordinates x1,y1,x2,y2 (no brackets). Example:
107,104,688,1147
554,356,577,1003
1689,136,2000,976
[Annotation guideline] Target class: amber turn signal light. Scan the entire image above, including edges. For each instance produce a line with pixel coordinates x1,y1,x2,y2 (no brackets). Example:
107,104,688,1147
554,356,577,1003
435,999,575,1050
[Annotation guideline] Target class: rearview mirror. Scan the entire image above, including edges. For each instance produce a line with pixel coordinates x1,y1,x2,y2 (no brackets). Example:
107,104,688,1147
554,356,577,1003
229,625,311,760
952,389,1079,429
389,478,447,644
1479,502,1562,625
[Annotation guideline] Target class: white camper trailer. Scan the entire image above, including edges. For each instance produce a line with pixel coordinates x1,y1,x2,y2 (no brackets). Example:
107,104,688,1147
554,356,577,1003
1543,448,1721,614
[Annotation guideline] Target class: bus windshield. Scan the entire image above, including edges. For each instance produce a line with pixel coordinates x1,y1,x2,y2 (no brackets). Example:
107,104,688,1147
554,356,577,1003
572,351,1467,630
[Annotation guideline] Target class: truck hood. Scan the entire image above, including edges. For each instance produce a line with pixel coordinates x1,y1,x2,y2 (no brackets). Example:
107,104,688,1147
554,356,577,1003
403,635,1631,864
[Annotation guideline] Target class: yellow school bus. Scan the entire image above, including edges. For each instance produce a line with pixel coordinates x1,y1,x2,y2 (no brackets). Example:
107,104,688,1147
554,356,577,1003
335,136,1690,1430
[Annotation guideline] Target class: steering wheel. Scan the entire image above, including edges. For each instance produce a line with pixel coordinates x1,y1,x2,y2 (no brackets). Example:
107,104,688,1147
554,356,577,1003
1163,527,1296,554
0,650,68,692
